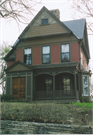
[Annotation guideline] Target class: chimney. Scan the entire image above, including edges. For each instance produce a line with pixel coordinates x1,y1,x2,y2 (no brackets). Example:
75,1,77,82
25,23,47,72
50,9,60,20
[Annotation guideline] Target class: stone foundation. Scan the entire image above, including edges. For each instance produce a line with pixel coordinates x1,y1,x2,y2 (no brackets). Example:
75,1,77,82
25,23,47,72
1,120,93,134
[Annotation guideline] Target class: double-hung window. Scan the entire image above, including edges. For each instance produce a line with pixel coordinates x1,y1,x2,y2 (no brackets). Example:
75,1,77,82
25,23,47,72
61,44,70,62
42,46,50,64
24,48,31,65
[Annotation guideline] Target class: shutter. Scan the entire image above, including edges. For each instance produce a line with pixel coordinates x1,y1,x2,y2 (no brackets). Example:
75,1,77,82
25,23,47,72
27,76,31,96
6,77,11,96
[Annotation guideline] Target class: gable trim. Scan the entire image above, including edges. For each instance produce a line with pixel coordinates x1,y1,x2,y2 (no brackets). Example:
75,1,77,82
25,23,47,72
18,6,72,40
5,61,33,72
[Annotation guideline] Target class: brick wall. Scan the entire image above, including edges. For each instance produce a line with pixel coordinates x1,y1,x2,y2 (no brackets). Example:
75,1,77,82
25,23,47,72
71,42,79,62
16,48,23,62
7,62,14,68
51,44,60,64
82,50,87,70
33,46,41,65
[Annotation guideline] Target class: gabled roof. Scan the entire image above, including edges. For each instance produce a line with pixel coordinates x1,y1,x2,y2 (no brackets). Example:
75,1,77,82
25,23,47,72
12,7,86,48
13,7,86,47
5,61,33,72
63,19,86,39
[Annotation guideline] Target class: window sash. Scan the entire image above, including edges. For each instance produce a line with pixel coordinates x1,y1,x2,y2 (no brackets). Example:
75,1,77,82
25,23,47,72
24,48,31,54
42,46,50,54
42,54,50,64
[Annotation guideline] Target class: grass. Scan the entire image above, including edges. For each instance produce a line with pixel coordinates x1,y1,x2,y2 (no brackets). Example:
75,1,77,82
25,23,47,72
70,102,92,112
1,102,92,126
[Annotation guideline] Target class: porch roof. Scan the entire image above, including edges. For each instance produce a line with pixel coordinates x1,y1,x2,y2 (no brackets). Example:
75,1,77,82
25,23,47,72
33,62,79,69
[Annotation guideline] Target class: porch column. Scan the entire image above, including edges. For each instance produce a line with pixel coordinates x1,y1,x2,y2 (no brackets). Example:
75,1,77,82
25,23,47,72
53,72,55,99
74,71,77,99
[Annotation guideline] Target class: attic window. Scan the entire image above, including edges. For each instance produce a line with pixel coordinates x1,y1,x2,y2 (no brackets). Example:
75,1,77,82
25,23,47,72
42,19,48,25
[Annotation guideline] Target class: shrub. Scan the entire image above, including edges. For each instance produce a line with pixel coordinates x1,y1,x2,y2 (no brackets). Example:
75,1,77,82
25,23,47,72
80,96,92,103
1,94,14,102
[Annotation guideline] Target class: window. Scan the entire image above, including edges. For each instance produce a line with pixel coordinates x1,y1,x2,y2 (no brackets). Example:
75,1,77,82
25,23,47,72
61,44,70,62
62,76,70,91
42,19,48,25
83,76,88,96
42,46,50,64
24,48,31,65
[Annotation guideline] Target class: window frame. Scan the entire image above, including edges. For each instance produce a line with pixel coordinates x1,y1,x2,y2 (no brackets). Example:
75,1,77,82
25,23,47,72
61,44,70,62
41,19,48,25
83,75,89,96
24,48,32,65
42,46,50,64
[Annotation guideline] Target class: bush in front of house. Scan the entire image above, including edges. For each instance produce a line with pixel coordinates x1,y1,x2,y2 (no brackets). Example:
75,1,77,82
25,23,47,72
1,94,14,102
80,96,92,103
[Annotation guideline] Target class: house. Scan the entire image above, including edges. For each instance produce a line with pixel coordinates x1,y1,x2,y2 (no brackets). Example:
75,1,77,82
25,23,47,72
4,6,91,103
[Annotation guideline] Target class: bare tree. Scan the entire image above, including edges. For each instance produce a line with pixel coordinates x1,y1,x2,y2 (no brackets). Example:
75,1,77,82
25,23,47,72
68,0,93,34
0,0,42,24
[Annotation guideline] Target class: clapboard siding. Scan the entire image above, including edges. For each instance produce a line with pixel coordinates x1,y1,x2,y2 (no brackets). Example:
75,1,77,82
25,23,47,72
22,23,68,39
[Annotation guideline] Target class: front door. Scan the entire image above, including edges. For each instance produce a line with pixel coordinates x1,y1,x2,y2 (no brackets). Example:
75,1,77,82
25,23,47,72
12,77,25,100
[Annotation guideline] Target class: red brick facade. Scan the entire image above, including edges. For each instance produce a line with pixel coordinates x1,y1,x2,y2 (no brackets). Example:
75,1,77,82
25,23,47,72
16,48,23,62
33,46,41,65
7,62,14,68
51,44,60,64
71,42,79,62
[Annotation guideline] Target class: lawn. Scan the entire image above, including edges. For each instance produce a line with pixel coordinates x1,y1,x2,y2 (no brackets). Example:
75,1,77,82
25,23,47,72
1,102,92,126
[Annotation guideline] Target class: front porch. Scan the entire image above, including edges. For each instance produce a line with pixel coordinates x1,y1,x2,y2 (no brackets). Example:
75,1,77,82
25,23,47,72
34,72,79,101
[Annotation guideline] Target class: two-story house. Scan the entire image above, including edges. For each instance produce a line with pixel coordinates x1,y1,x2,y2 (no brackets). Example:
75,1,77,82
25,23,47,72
4,6,91,103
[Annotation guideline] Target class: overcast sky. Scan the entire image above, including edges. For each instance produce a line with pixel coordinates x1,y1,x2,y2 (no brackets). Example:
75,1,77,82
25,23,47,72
0,0,93,60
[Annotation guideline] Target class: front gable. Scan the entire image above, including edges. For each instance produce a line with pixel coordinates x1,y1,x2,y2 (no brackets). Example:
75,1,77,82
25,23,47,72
19,6,71,39
5,61,33,72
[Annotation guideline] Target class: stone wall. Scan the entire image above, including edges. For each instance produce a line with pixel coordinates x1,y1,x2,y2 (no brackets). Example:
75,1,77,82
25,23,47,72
1,120,92,134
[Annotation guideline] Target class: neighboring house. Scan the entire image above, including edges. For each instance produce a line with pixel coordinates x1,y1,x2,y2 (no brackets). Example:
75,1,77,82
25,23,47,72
4,6,91,103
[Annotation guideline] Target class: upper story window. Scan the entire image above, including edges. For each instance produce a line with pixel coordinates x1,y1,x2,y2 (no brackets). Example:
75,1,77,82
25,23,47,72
61,44,70,62
24,48,31,65
42,46,50,64
42,19,48,25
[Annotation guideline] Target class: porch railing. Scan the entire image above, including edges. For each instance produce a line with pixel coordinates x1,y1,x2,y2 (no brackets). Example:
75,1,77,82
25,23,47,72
55,90,75,99
34,90,53,99
34,90,75,99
